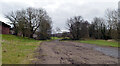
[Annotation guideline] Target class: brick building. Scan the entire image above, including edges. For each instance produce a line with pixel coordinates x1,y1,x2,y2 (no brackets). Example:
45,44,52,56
0,21,11,34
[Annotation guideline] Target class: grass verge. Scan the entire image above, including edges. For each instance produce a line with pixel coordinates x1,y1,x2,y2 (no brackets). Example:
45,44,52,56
1,34,41,64
78,39,119,47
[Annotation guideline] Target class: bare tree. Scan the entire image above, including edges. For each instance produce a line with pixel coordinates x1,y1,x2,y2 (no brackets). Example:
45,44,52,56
38,16,52,40
118,7,120,40
67,16,89,40
105,9,118,39
5,7,52,39
5,11,19,35
89,17,107,39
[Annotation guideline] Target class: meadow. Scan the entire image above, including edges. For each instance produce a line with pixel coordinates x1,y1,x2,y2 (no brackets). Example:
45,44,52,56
1,34,41,64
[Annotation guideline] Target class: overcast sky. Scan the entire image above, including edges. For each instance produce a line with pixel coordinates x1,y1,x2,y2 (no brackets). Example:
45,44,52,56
0,0,119,32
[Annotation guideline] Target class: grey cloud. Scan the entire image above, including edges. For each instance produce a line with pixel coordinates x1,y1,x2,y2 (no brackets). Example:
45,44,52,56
0,0,119,31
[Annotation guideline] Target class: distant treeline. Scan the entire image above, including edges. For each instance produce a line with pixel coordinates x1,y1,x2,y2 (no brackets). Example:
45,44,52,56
66,9,120,40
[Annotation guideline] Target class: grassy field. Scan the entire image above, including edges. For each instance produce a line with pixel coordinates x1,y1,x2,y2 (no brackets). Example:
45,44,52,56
78,39,119,47
1,34,41,64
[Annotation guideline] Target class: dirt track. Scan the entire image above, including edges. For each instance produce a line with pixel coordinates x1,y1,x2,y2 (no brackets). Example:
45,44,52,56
32,40,118,64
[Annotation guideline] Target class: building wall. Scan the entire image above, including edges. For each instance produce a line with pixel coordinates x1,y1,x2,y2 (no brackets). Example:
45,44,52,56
0,25,10,34
0,25,2,34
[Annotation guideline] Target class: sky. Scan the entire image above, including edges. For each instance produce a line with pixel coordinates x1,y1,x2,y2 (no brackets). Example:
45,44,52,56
0,0,119,32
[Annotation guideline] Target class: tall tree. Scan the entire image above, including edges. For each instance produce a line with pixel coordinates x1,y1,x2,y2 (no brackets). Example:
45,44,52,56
105,9,118,39
118,8,120,40
5,7,52,39
89,17,107,40
38,16,52,40
67,16,89,40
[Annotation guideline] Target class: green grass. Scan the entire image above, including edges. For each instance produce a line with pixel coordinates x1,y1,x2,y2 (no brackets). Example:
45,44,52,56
51,37,63,40
1,34,41,64
78,39,119,47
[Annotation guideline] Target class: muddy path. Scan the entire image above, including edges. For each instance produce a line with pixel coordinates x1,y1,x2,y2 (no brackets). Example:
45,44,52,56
32,40,119,64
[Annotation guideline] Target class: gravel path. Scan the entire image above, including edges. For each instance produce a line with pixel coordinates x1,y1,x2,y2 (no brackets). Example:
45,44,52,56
32,40,119,64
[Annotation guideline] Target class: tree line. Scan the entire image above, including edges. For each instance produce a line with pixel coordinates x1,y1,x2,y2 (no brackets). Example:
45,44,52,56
5,7,52,40
67,9,120,40
5,7,119,40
